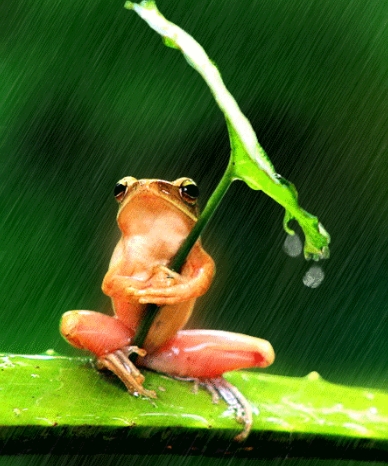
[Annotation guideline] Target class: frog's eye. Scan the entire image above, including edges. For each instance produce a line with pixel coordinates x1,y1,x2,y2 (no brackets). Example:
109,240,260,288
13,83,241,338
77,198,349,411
179,179,199,205
114,182,127,202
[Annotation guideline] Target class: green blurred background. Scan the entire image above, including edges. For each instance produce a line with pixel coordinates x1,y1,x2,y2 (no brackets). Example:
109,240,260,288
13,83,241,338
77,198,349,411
1,0,387,464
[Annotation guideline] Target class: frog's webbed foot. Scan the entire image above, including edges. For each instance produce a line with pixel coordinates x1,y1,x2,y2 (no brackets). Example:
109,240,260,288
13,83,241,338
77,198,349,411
178,376,252,442
96,346,157,399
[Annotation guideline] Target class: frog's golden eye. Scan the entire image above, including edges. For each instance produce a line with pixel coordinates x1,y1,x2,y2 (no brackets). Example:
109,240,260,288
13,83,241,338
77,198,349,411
179,179,199,205
114,182,127,202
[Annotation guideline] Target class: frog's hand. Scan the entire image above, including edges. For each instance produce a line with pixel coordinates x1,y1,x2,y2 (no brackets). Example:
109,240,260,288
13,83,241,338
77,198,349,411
135,245,215,305
60,310,134,356
140,329,275,378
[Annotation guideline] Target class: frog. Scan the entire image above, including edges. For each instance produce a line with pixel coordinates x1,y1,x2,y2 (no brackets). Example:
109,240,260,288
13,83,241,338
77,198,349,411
60,176,275,441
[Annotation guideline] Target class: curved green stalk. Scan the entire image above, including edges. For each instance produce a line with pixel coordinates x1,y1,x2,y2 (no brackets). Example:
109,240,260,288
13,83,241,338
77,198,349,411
131,164,233,350
170,163,234,272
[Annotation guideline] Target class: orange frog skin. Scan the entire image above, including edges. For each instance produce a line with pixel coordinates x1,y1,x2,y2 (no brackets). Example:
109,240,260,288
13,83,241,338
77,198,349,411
60,177,275,441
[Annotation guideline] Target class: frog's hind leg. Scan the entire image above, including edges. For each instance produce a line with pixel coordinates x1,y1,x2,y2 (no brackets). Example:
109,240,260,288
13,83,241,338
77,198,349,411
60,310,134,356
141,329,275,378
140,329,275,440
60,310,156,398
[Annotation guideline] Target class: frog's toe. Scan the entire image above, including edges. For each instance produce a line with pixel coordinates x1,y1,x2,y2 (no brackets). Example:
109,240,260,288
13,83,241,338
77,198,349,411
174,376,252,442
97,348,157,399
200,377,252,442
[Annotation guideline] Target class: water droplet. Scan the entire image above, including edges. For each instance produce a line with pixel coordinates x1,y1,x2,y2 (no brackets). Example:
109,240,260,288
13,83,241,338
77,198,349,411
303,266,325,288
306,371,322,381
283,234,302,257
364,391,374,400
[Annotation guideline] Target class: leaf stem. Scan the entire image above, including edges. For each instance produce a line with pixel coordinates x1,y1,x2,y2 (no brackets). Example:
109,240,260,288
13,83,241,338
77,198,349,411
131,164,234,351
171,163,234,272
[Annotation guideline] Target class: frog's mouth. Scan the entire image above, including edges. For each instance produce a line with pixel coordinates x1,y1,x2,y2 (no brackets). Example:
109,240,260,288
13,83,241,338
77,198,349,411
117,191,197,239
119,180,198,223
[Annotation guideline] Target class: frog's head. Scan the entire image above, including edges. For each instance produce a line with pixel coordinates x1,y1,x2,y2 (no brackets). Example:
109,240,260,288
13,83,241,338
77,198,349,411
113,177,199,233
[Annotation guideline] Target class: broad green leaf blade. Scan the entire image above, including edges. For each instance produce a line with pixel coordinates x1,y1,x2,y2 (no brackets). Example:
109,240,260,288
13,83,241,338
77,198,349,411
1,353,387,459
227,123,330,260
125,0,330,260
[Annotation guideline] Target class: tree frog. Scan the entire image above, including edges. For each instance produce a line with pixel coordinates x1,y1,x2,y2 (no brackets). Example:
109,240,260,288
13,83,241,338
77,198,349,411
60,177,275,441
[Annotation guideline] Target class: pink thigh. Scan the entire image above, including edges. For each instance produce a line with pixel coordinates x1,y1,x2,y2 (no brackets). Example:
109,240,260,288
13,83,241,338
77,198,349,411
140,329,275,378
60,310,134,357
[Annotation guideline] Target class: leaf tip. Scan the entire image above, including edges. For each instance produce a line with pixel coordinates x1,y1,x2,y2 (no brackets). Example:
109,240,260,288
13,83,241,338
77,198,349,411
303,236,330,261
124,1,134,10
283,210,295,235
305,371,323,381
125,0,156,11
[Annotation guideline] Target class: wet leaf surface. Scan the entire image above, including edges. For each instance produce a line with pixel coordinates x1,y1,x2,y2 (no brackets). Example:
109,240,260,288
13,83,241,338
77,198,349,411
0,354,387,459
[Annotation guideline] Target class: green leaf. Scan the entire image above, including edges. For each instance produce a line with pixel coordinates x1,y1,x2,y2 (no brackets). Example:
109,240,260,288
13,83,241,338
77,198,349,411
1,353,387,459
227,122,330,260
125,0,330,261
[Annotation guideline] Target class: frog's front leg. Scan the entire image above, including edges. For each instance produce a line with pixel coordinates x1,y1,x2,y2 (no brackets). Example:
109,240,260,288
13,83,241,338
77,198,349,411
133,243,215,305
60,310,156,398
140,329,275,440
